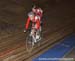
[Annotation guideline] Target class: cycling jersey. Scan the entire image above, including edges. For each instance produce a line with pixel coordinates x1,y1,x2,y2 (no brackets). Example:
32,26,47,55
32,8,43,18
25,15,40,30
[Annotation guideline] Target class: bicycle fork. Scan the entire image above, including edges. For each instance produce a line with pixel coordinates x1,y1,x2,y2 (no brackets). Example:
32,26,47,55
30,30,36,46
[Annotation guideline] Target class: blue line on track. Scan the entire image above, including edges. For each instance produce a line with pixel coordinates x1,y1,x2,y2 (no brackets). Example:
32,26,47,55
33,34,75,61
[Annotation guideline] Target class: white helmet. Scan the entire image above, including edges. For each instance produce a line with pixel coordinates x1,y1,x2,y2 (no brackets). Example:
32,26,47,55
28,12,34,17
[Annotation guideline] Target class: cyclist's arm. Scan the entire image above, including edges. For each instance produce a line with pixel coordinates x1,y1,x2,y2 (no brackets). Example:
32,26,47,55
36,19,40,30
25,17,30,30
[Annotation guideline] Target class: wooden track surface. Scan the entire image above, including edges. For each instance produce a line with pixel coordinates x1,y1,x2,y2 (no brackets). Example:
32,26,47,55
0,0,74,61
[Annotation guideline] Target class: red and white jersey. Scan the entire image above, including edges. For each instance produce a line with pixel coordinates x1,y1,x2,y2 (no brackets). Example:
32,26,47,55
25,15,40,30
32,8,43,18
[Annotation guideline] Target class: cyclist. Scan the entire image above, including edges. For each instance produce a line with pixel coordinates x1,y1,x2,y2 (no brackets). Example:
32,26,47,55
32,5,43,27
24,12,41,43
32,5,43,18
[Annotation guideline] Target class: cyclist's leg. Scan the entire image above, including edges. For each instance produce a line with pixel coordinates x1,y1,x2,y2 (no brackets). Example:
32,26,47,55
36,29,41,41
31,28,37,43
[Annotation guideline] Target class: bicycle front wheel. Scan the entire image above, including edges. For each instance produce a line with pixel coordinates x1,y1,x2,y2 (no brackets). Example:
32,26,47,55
26,35,34,52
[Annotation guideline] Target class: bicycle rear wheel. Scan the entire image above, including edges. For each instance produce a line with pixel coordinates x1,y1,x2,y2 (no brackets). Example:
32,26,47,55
26,35,34,52
37,27,42,46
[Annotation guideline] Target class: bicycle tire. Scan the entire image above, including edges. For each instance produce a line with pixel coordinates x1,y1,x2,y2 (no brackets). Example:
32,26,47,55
26,35,34,52
37,29,42,47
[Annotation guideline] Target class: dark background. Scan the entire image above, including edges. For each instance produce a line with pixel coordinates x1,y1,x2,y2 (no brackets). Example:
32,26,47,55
0,0,75,31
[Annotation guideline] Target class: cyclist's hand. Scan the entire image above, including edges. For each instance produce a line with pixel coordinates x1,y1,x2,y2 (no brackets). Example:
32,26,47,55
24,29,26,33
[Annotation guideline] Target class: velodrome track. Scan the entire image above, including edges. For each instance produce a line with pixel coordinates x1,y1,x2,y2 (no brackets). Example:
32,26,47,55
0,0,75,61
0,22,73,61
33,34,75,61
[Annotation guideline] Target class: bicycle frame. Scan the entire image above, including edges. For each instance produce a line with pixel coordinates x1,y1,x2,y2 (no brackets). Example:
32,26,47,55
26,23,42,52
30,28,37,46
